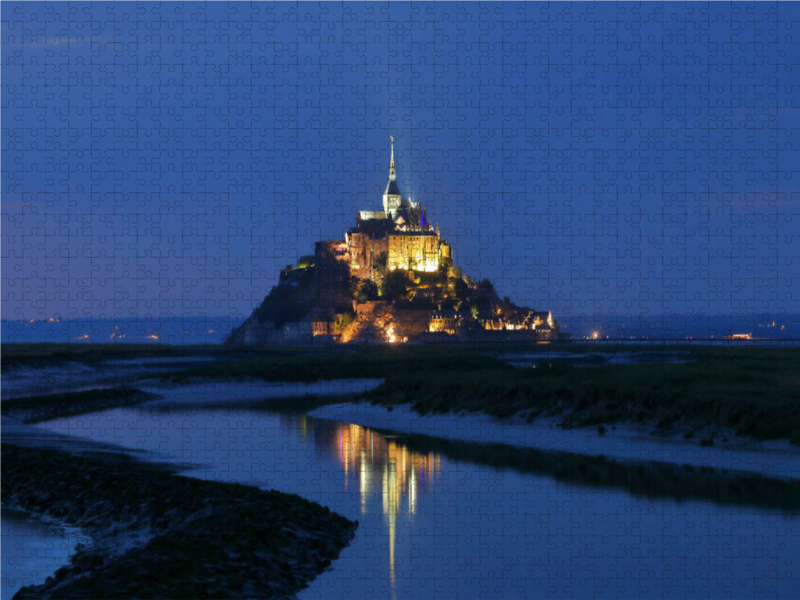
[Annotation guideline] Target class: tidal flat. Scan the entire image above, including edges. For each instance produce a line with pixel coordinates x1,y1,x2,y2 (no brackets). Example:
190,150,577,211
27,403,800,599
4,342,800,598
1,364,367,598
358,345,800,446
156,342,800,446
2,344,297,399
8,342,800,446
2,387,161,424
3,444,357,599
1,508,90,598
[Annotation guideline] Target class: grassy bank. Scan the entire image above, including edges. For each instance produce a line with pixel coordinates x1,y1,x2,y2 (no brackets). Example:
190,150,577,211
2,387,161,424
385,430,800,512
164,346,513,383
362,346,800,445
2,342,302,367
4,443,357,599
9,343,798,445
148,393,360,415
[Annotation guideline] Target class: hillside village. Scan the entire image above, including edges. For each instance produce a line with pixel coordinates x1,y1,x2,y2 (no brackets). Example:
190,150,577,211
228,138,563,345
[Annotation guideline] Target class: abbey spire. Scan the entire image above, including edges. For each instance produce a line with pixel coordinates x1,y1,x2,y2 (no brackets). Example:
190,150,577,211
389,135,396,181
383,134,403,217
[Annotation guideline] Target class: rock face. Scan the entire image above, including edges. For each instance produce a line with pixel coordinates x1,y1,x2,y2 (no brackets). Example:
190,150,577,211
227,257,351,345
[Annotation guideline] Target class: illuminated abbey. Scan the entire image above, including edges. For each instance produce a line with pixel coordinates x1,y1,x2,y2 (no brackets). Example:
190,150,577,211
228,135,562,345
344,136,451,279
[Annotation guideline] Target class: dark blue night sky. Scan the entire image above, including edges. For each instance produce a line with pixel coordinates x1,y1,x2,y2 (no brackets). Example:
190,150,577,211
3,2,799,321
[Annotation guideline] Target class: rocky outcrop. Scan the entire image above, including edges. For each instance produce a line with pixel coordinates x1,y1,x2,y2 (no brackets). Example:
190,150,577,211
227,252,356,345
397,308,434,337
228,240,564,346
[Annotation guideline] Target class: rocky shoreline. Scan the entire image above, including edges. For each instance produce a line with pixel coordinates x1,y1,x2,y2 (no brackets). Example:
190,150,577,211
4,443,358,599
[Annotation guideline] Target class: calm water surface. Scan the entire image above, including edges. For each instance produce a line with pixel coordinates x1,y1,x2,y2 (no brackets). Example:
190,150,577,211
36,406,800,599
1,509,88,599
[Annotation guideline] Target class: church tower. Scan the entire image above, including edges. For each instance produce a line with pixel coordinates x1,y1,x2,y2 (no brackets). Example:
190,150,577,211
383,135,403,218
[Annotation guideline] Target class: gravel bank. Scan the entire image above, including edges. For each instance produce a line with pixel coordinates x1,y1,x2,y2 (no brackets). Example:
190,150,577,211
4,443,358,599
2,387,161,424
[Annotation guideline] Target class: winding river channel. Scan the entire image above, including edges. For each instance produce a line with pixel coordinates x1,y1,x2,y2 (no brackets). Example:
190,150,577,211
14,382,798,600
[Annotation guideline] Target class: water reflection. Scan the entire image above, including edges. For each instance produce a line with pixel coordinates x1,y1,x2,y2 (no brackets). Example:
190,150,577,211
1,509,88,599
325,422,439,512
35,406,800,599
288,414,800,598
292,416,442,587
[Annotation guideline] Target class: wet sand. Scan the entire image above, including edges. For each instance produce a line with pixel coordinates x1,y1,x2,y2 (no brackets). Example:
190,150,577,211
310,401,800,478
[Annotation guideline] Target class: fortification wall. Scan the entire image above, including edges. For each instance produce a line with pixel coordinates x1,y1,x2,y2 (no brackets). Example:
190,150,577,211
396,309,432,336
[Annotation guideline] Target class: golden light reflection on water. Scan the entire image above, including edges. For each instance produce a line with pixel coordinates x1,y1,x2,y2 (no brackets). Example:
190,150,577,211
335,422,440,592
289,416,441,590
333,422,439,516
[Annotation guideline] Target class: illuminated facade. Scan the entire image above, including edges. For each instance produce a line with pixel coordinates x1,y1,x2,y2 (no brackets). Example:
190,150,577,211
232,136,561,345
346,135,450,278
429,309,465,334
387,232,440,272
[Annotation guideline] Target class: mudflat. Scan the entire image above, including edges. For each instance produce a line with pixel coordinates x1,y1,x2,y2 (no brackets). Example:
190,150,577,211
4,443,358,599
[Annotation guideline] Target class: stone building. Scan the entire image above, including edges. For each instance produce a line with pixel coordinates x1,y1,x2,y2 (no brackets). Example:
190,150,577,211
346,136,450,280
227,134,563,346
429,309,467,334
387,232,441,272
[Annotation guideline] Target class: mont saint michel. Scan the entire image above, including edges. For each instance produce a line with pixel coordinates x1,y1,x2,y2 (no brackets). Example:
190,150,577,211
5,3,799,600
228,137,561,345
